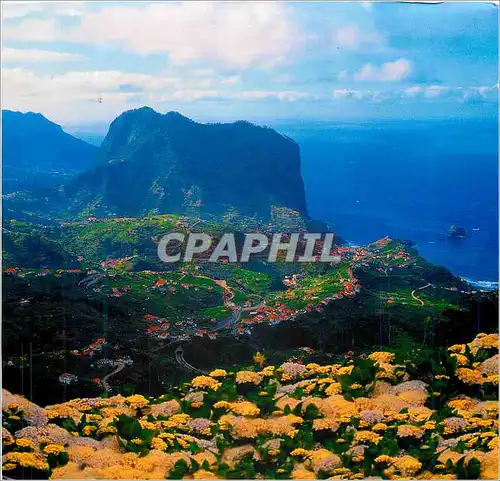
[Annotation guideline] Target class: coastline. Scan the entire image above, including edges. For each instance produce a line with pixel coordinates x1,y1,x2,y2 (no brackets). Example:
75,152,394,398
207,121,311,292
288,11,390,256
461,277,499,292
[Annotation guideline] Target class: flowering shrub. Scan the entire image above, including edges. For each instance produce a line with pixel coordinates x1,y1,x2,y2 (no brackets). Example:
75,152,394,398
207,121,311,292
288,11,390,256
2,332,498,479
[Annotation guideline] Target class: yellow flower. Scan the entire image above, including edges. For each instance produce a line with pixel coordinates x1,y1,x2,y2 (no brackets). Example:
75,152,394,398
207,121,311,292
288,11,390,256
45,405,78,420
260,366,275,376
15,438,34,448
130,438,143,445
43,444,65,455
338,366,354,376
96,426,117,436
369,351,396,364
354,430,382,445
448,344,466,354
229,401,260,417
448,398,476,411
469,332,498,352
375,455,393,463
291,448,311,458
488,436,498,451
3,452,49,471
2,463,17,471
253,352,266,367
82,425,97,436
456,368,486,385
126,394,149,409
391,455,423,477
235,370,263,385
372,423,388,432
397,424,424,439
169,413,191,425
450,353,469,367
209,369,227,378
422,420,436,430
312,418,339,432
139,420,156,430
193,469,219,479
191,375,221,391
150,437,167,451
325,382,342,396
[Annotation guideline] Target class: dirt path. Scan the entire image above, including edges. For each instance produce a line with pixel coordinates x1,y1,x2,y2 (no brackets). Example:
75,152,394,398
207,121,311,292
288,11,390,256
101,361,125,392
411,289,425,306
411,283,432,307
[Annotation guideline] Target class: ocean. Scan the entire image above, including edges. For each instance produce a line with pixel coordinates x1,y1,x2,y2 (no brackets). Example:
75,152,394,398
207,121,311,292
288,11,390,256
275,118,499,286
73,117,498,285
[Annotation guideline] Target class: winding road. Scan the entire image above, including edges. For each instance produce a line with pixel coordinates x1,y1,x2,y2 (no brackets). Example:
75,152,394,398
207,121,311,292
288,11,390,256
411,283,432,307
101,361,125,392
174,346,207,374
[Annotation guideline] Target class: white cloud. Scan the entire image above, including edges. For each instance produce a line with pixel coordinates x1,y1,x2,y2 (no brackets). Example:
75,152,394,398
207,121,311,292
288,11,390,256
169,90,223,101
2,1,44,19
424,85,449,98
3,17,63,42
332,89,364,100
220,75,240,87
1,67,314,123
403,85,448,99
237,90,313,101
462,85,499,101
354,59,411,82
3,2,301,70
334,24,382,50
2,47,85,62
403,86,423,97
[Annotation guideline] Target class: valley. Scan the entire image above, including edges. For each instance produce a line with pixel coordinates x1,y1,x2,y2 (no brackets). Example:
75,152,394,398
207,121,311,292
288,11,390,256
3,213,493,407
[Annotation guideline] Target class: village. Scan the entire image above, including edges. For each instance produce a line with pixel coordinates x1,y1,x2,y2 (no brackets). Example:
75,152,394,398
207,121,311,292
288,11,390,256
3,233,475,389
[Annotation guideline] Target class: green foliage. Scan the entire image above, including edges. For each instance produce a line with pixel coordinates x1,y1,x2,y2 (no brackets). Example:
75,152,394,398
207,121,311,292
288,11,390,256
114,414,154,456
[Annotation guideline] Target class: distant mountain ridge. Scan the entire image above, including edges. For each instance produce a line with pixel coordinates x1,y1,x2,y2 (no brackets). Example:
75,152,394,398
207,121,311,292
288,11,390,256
55,107,309,221
2,110,99,191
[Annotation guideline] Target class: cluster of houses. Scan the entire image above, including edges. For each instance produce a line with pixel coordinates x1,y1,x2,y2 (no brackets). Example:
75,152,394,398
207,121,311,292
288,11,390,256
109,285,131,298
151,276,208,294
100,256,134,270
145,313,171,340
70,337,107,357
4,267,82,279
58,373,78,385
3,356,29,368
334,238,414,271
232,265,361,331
143,312,221,341
194,329,218,340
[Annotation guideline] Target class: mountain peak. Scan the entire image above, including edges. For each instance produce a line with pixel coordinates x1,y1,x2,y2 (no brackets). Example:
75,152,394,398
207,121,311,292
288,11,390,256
65,108,309,220
2,110,98,191
2,109,63,133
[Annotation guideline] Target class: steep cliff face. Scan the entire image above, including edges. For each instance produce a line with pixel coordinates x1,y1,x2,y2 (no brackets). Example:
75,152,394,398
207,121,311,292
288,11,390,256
62,107,309,219
2,110,98,191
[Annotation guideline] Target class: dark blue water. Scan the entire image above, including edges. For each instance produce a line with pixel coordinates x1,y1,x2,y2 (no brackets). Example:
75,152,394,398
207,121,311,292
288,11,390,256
275,119,498,284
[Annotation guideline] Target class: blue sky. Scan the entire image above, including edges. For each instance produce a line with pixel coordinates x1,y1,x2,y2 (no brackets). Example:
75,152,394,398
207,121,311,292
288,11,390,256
2,1,498,126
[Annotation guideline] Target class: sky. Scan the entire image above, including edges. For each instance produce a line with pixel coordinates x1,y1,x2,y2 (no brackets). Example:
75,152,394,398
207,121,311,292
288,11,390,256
1,1,498,126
